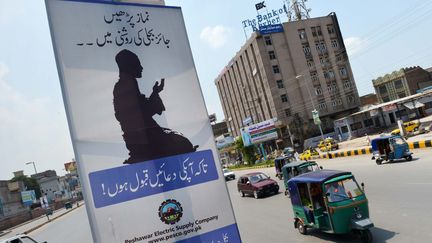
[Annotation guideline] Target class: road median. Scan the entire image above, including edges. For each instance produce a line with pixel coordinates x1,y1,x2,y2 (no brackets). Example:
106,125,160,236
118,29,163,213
314,139,432,159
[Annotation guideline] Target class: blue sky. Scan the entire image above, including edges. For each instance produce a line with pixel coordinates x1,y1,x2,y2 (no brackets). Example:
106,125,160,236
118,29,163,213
1,0,431,179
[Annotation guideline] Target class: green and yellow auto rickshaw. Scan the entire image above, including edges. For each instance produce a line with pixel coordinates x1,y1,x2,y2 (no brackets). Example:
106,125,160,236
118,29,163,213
274,155,291,179
281,161,322,196
287,170,374,243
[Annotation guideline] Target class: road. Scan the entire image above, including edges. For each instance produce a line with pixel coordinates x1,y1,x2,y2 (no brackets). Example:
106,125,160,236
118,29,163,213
229,149,432,243
29,206,92,243
22,149,432,243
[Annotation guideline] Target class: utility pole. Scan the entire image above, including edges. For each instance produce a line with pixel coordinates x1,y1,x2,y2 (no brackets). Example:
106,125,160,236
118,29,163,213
26,161,37,175
296,75,324,140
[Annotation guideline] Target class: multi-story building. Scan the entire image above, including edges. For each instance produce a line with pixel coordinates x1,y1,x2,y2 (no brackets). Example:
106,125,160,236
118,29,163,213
373,66,432,103
215,13,360,144
0,180,27,218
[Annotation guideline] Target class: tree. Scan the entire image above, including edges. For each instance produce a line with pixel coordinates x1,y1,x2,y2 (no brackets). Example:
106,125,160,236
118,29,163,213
10,175,42,198
235,137,256,166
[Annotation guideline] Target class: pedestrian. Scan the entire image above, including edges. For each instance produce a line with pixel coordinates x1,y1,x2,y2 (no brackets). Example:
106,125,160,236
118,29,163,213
365,133,370,146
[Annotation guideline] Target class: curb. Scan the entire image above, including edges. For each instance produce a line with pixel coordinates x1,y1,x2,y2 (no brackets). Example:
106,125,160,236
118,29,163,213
0,230,11,237
230,164,274,171
315,139,432,159
22,204,84,235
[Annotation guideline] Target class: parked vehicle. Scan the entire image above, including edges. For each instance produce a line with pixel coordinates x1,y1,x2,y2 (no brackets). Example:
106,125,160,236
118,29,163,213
223,168,236,181
371,135,413,165
287,170,373,243
237,172,279,199
64,201,73,209
274,156,291,179
282,161,322,196
0,234,46,243
317,138,339,152
299,148,319,161
390,120,419,135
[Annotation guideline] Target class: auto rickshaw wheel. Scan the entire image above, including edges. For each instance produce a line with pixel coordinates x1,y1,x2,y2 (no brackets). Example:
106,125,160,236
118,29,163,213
296,221,307,235
375,159,382,165
359,229,373,243
406,155,413,161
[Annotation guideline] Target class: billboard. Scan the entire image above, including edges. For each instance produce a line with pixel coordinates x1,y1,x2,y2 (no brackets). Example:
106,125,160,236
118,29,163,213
259,24,284,35
244,119,278,145
45,1,241,242
21,190,36,206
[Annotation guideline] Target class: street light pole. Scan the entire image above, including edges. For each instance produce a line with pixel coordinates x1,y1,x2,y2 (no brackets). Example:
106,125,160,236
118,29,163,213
296,75,324,140
26,161,37,174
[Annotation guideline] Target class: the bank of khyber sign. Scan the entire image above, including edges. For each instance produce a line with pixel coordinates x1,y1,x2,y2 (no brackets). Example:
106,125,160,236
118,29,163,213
242,3,287,34
45,0,241,242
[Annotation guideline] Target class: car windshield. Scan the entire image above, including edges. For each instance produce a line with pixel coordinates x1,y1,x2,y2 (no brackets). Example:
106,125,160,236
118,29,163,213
299,164,320,173
325,178,363,203
249,173,269,183
223,169,231,173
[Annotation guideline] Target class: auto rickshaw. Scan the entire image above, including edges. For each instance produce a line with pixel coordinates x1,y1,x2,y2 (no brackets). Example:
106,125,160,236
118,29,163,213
274,155,291,179
299,148,319,161
282,161,322,196
371,135,412,165
317,138,339,152
287,170,374,243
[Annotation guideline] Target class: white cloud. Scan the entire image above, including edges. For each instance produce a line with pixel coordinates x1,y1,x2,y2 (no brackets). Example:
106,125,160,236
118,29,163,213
0,62,73,179
200,25,231,48
344,37,366,56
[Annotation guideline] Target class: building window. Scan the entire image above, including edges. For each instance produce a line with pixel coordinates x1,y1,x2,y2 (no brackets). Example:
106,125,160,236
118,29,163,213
264,36,272,45
307,59,314,67
272,65,280,73
350,122,363,131
276,79,284,89
298,29,306,39
315,86,322,95
281,94,288,103
343,80,351,89
331,100,337,107
328,70,335,79
318,102,327,110
311,27,317,37
398,92,406,98
379,85,387,94
302,44,311,54
316,26,322,36
394,79,403,89
310,71,318,82
339,67,347,76
337,98,342,105
316,42,327,53
327,24,335,34
285,108,291,117
268,51,276,60
327,82,338,93
347,95,355,104
364,118,374,127
382,96,390,102
331,39,338,48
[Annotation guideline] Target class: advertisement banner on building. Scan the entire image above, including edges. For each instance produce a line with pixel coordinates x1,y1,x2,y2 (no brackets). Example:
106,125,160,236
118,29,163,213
245,119,278,144
45,1,241,242
21,190,36,206
259,24,284,35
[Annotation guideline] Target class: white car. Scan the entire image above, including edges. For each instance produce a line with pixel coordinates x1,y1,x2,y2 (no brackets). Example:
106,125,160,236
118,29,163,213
0,234,46,243
223,168,235,181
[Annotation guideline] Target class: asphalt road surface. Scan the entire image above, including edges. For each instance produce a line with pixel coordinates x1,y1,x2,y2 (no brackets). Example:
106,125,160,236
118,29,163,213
27,149,432,243
228,149,432,243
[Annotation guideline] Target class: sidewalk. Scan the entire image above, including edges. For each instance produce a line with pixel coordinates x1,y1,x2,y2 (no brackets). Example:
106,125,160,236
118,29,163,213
0,202,84,238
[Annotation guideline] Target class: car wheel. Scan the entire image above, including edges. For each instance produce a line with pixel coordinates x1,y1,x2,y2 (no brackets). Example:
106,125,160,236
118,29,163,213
253,190,260,199
239,190,244,197
297,221,307,235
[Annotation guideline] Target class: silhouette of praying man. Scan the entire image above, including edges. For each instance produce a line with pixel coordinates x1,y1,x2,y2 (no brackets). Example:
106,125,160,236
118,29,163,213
113,49,197,164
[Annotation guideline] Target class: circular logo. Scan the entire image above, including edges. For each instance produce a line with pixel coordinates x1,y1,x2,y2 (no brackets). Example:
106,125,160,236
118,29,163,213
158,199,183,225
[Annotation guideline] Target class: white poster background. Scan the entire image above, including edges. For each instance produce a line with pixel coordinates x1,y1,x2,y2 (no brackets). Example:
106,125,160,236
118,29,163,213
45,1,239,242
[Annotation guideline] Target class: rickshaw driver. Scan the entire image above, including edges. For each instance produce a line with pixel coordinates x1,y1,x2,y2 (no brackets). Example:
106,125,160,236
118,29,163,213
325,181,348,202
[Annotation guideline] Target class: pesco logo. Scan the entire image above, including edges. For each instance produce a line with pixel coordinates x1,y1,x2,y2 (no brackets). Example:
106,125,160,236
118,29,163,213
158,199,183,225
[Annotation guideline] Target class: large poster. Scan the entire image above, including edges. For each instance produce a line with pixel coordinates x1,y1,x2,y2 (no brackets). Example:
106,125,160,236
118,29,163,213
45,1,241,242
